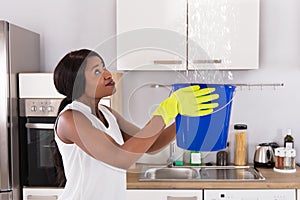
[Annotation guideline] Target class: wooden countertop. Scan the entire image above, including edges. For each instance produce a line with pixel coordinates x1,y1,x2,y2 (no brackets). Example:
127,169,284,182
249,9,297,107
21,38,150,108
127,165,300,189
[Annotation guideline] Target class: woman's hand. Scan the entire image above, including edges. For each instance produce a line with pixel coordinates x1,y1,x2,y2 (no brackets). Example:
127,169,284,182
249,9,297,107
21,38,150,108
152,85,219,125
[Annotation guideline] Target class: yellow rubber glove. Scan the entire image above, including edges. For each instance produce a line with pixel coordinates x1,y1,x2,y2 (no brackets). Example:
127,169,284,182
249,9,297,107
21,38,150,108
152,85,219,125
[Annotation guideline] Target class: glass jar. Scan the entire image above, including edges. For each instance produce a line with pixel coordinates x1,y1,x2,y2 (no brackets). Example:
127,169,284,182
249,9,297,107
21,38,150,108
284,149,292,169
234,124,247,166
275,147,284,169
284,149,296,169
290,149,296,169
274,148,296,173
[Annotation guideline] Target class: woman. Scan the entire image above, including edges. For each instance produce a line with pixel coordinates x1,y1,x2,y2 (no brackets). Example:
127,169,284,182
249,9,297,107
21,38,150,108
53,49,219,199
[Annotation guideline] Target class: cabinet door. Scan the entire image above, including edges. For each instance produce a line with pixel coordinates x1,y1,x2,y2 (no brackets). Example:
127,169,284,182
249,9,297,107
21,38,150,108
127,189,203,200
188,0,259,70
117,0,187,71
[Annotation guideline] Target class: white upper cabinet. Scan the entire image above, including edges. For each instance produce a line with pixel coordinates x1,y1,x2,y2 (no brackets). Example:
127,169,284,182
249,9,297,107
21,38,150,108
188,0,260,70
117,0,259,71
117,0,187,71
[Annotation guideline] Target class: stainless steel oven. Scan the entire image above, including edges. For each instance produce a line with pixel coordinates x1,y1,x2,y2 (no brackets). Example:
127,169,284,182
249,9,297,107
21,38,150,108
18,73,66,200
19,98,62,187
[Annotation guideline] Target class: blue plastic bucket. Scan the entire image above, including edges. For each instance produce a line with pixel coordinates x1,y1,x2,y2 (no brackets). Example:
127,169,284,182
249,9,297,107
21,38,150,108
173,83,236,151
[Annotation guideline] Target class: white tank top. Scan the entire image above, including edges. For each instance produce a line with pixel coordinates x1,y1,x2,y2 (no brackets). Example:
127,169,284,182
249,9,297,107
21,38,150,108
55,101,126,200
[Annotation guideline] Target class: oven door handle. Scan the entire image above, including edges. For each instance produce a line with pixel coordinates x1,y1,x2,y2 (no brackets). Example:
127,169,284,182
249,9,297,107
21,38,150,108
25,123,55,129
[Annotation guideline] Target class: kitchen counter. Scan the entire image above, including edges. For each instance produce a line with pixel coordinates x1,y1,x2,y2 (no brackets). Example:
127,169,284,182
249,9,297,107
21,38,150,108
127,165,300,189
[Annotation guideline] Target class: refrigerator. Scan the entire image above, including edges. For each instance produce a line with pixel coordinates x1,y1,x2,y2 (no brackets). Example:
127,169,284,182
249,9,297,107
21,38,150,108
0,20,40,200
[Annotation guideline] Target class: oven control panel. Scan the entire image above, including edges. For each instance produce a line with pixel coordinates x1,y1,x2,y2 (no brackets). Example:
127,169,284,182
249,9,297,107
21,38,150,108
19,99,62,117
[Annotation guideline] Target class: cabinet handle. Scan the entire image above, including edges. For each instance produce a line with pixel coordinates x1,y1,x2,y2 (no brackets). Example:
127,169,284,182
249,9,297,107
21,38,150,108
27,195,58,200
193,59,222,64
167,196,197,200
153,60,183,65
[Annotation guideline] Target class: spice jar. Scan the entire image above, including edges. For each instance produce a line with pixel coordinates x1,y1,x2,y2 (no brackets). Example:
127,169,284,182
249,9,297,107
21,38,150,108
274,147,296,173
274,147,284,169
234,124,247,166
291,149,296,169
284,149,296,169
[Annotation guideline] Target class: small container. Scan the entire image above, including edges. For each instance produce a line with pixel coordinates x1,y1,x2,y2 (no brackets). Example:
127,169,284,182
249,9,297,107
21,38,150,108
284,149,296,169
291,149,296,169
234,124,247,166
274,147,296,173
274,148,284,169
190,151,202,166
216,150,228,166
284,149,292,169
183,150,190,166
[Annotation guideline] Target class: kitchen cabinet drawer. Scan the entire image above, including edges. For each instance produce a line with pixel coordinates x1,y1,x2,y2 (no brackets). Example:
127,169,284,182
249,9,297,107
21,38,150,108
23,188,63,200
204,189,296,200
127,189,203,200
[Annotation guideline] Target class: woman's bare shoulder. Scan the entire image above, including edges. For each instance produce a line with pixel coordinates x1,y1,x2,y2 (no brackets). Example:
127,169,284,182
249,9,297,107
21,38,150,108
56,109,92,143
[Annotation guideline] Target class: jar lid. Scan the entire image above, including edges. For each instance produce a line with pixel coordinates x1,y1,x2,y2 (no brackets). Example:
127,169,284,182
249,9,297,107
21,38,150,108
275,148,281,156
234,124,247,130
279,150,285,157
286,149,296,157
275,147,285,156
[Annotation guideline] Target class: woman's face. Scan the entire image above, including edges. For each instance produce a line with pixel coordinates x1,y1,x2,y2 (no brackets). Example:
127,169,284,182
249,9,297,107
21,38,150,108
83,56,115,99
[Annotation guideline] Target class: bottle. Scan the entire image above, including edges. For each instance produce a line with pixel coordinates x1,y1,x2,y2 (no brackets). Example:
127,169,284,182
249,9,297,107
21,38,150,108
183,150,191,166
190,151,202,166
234,124,247,166
284,128,294,149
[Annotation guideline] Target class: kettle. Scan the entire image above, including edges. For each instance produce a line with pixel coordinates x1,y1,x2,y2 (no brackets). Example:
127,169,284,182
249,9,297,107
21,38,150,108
253,143,275,168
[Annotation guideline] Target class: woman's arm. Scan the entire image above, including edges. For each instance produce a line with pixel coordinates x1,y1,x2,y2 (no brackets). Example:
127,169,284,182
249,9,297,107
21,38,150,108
146,123,176,154
56,109,166,170
110,108,141,142
111,108,175,154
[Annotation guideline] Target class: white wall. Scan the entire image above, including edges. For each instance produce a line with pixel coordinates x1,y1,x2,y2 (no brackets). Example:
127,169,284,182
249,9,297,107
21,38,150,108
1,0,300,164
0,0,117,71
